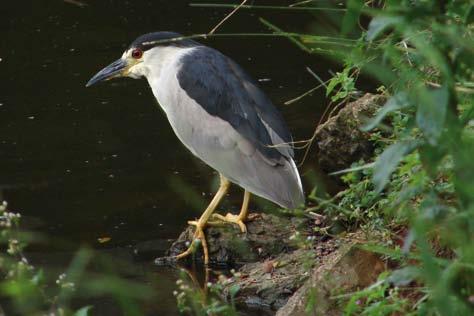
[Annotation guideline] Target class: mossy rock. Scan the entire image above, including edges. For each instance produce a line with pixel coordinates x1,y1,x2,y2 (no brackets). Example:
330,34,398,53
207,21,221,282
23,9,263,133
315,93,385,173
276,238,386,316
163,213,308,266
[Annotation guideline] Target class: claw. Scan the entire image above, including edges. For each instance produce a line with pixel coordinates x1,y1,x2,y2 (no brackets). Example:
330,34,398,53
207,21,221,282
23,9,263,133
173,211,248,265
171,179,250,265
174,221,210,264
211,213,247,233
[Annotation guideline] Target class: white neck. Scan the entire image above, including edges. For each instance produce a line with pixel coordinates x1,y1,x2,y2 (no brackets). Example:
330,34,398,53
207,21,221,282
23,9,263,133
131,46,195,113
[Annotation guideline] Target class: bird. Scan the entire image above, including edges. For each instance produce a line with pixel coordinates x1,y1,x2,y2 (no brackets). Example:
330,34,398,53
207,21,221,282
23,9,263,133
86,32,304,264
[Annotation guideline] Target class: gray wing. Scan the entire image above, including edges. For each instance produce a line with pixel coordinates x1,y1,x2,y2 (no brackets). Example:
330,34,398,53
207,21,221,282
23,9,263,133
176,46,293,165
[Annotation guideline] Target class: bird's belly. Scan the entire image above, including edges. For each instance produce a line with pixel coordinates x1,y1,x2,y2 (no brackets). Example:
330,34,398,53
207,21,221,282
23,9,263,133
167,99,247,172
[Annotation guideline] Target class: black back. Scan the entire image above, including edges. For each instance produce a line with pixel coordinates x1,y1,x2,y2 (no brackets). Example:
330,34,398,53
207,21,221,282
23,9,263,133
176,46,294,165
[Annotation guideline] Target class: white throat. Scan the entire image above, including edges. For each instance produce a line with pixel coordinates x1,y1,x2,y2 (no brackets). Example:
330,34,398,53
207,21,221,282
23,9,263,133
136,46,196,114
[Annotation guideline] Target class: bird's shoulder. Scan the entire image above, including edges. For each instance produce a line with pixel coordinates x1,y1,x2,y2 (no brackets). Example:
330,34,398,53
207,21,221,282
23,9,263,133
176,46,294,161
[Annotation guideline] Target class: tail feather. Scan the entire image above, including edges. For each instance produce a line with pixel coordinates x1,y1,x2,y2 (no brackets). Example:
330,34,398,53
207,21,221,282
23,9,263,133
243,156,305,209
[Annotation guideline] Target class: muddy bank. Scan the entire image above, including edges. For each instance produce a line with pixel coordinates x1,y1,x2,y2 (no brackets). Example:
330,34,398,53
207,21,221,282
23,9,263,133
156,212,385,315
161,212,340,312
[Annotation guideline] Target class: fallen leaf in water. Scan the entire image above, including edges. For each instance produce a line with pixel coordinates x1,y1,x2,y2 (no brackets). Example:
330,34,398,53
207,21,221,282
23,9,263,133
64,0,88,7
97,237,111,243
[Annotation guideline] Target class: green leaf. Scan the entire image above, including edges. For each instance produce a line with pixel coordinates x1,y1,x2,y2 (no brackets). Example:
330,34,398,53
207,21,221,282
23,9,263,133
362,92,410,131
419,193,448,221
325,69,355,102
388,267,420,286
373,140,420,192
229,284,240,298
366,16,402,41
341,0,364,35
419,143,446,176
416,85,449,145
326,73,342,96
74,306,93,316
329,162,375,176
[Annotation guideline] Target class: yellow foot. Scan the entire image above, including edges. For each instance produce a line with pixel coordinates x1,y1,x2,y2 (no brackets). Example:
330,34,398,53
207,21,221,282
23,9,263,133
210,213,247,233
174,220,209,265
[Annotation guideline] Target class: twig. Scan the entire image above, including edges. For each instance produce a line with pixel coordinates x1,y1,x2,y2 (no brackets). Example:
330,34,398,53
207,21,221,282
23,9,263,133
306,67,328,88
260,18,313,53
401,40,413,66
284,82,326,105
290,0,318,7
142,32,350,47
207,0,249,35
427,81,474,94
190,3,347,12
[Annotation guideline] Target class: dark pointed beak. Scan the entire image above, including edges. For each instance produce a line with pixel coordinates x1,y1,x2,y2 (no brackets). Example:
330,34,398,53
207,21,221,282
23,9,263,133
86,58,128,87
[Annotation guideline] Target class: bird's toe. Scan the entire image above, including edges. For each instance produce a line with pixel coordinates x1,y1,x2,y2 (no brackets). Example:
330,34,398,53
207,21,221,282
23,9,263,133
210,213,247,233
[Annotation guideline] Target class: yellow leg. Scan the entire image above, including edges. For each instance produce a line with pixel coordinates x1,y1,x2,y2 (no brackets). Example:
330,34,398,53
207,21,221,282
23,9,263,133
174,174,230,265
210,190,251,233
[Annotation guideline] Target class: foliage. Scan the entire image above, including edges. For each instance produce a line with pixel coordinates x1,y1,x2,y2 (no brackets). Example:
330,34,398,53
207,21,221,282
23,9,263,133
299,0,474,315
342,272,411,316
0,201,156,315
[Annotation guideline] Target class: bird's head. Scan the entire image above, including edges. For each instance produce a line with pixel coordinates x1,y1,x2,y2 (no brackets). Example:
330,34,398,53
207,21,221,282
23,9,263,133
86,32,198,87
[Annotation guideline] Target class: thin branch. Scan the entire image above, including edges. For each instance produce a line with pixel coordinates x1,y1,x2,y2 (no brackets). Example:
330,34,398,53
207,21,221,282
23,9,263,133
207,0,249,35
190,3,347,12
427,81,474,94
306,67,328,88
142,32,354,48
284,82,326,105
289,0,321,7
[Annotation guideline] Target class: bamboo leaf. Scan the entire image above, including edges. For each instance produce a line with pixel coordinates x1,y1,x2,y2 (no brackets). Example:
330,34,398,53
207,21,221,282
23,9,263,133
388,267,420,286
342,0,364,35
362,92,410,131
329,162,375,176
416,85,449,145
74,306,93,316
366,16,401,41
373,140,420,192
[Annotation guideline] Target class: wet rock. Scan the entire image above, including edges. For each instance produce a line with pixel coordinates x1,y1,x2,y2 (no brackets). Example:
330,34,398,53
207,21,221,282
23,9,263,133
220,239,339,313
164,213,309,266
276,239,386,316
315,93,385,173
160,215,386,315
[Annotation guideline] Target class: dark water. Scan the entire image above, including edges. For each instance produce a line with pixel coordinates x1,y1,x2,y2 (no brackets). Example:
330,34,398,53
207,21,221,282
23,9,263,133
1,0,339,314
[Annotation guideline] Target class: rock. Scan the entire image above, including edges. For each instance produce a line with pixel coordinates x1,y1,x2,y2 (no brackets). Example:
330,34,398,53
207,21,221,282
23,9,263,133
220,239,340,313
315,93,385,173
276,237,386,316
163,213,310,266
159,213,386,315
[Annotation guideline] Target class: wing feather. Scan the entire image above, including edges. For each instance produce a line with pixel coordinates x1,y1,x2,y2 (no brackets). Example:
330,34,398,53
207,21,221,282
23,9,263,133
176,47,293,165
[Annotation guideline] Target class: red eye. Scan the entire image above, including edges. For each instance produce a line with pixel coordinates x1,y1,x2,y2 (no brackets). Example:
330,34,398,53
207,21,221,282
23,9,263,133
131,48,143,59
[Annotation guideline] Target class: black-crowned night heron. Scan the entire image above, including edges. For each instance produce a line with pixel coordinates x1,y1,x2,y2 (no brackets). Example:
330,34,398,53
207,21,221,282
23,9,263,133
87,32,304,264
